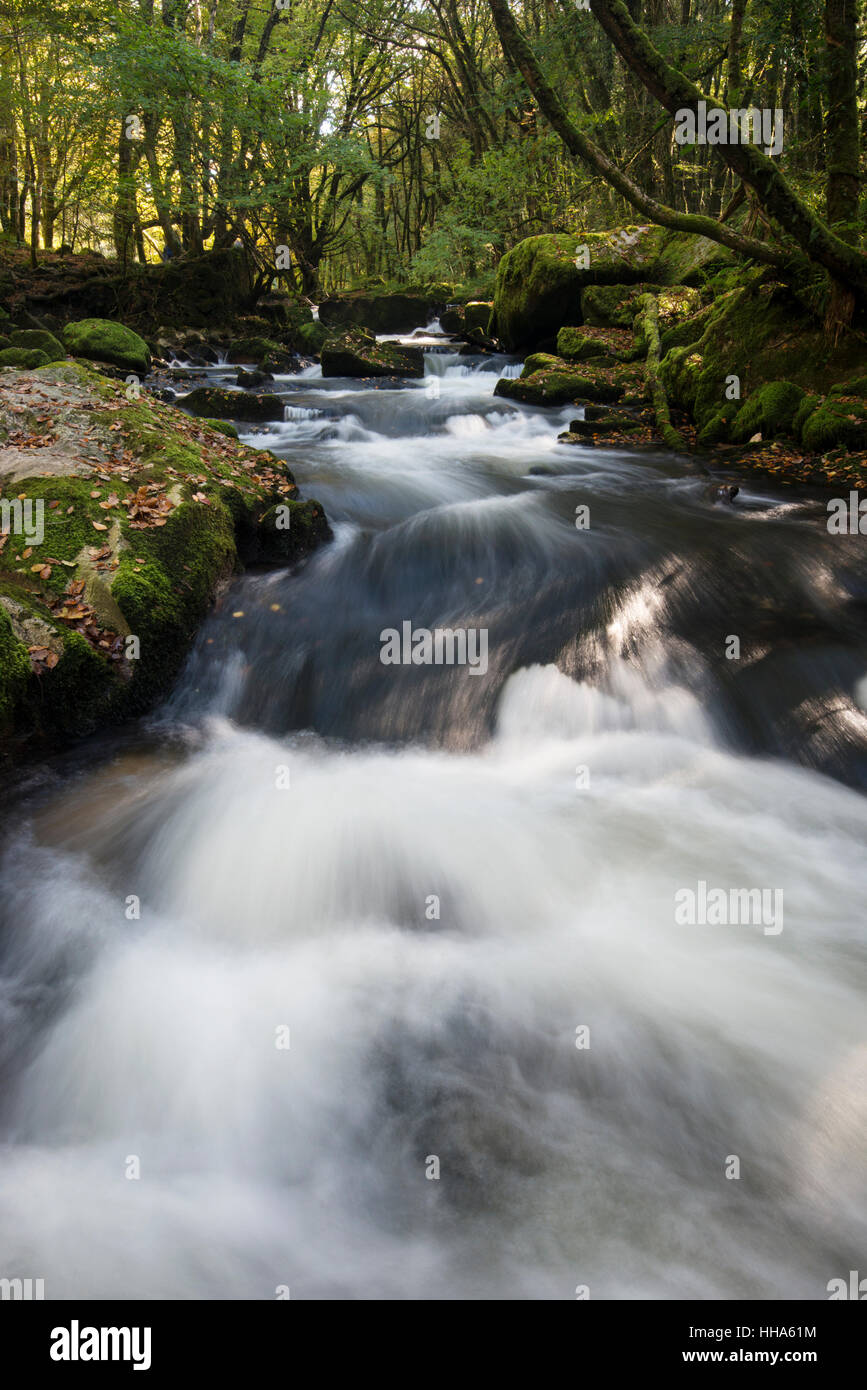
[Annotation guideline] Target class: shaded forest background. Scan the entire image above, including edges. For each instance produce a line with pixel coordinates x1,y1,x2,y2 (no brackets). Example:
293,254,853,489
0,0,864,297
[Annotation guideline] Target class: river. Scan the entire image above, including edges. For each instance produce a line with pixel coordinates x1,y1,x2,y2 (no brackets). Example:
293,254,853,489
1,329,866,1299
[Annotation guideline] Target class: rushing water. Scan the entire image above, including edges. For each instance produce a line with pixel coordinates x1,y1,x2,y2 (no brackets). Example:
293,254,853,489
1,337,866,1300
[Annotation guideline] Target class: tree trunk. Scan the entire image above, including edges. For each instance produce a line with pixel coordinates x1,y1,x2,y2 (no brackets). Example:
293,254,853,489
585,0,867,301
824,0,860,238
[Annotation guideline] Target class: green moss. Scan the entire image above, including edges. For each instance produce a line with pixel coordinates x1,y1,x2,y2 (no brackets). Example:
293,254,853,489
295,321,329,354
0,603,31,736
37,628,119,737
463,302,493,334
203,418,239,439
659,279,867,431
0,347,50,368
9,329,66,361
801,397,867,452
556,327,618,362
522,352,562,376
495,363,623,406
63,318,151,373
0,362,332,751
793,393,822,441
829,376,867,399
111,499,236,710
697,404,739,447
581,284,644,328
659,305,713,354
731,380,805,442
1,475,117,595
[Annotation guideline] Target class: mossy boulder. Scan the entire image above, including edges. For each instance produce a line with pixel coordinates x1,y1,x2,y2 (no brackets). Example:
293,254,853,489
0,348,50,369
522,352,562,376
557,326,618,363
495,357,623,406
829,375,867,399
321,327,424,378
580,283,650,328
226,336,293,367
730,380,805,443
492,229,666,350
463,302,493,334
63,318,151,374
439,306,465,334
9,329,66,362
801,396,867,453
491,227,725,352
793,393,822,441
697,404,739,448
181,386,285,422
0,361,330,752
295,320,330,355
659,278,867,433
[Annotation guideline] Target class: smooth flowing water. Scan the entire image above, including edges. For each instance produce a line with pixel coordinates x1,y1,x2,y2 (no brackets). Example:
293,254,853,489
1,335,866,1300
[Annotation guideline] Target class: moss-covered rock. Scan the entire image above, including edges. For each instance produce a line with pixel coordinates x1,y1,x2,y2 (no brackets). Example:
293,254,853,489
0,361,331,753
321,327,424,378
556,326,619,363
659,278,867,433
0,347,50,369
63,318,151,373
0,601,32,737
226,336,293,367
181,386,285,422
793,393,822,441
495,358,623,405
801,396,867,452
9,329,66,362
522,352,562,376
439,306,465,334
295,320,330,355
659,305,714,354
731,380,805,443
829,375,867,399
491,227,725,351
463,302,493,334
697,404,739,448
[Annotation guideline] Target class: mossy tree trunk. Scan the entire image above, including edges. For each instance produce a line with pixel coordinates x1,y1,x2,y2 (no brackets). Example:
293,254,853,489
635,292,685,450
